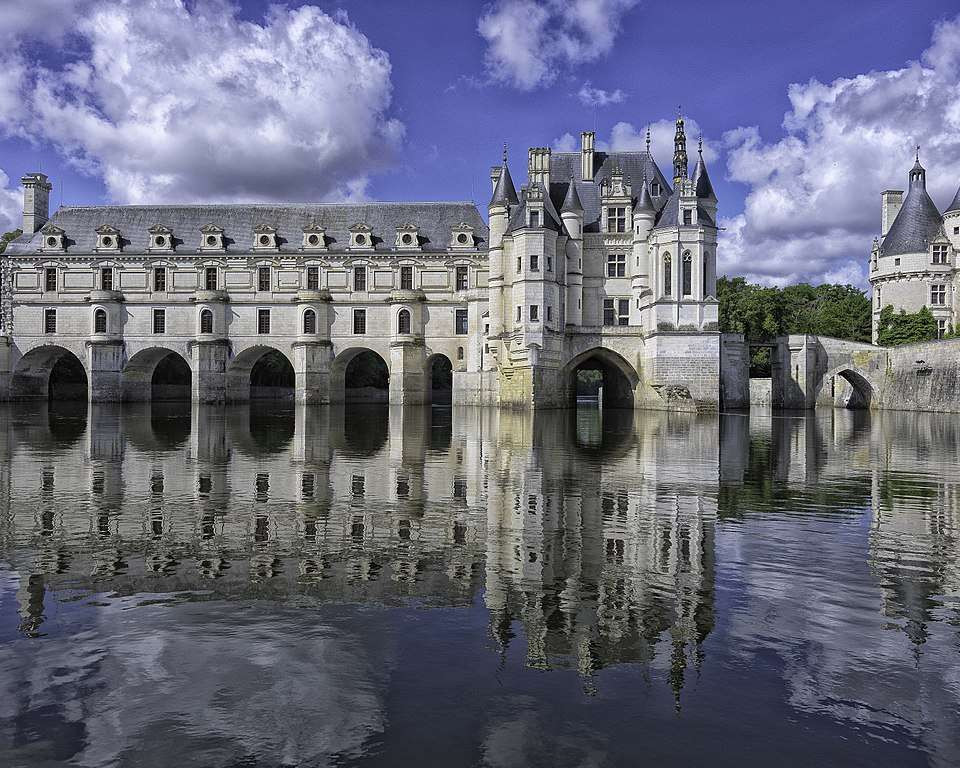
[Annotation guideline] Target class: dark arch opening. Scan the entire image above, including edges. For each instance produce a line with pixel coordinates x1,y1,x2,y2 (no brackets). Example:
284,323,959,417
250,349,295,400
831,370,873,410
570,352,635,410
48,354,88,401
151,352,192,401
429,354,453,405
344,350,389,403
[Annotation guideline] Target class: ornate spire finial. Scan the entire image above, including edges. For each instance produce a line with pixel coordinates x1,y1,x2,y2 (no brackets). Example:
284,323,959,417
645,125,651,153
698,135,703,154
673,112,688,185
916,145,920,162
503,143,508,164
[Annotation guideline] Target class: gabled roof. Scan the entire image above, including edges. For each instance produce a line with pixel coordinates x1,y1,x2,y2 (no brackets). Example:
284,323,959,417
5,202,488,255
880,163,943,257
548,150,671,232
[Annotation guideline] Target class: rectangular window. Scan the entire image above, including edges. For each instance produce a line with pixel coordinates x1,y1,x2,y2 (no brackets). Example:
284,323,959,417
455,308,468,335
400,265,413,290
516,306,522,322
529,304,539,321
516,256,522,274
456,266,468,291
44,308,56,334
617,298,629,326
529,210,540,228
153,308,165,334
353,308,366,335
876,287,882,308
547,255,553,272
153,267,166,292
258,267,270,292
931,284,947,305
933,244,949,264
546,306,552,322
607,253,626,278
353,266,366,291
101,267,113,291
257,308,271,334
603,299,615,326
306,266,319,290
894,258,901,267
44,268,57,292
205,267,217,291
683,209,693,226
606,207,626,233
938,319,947,339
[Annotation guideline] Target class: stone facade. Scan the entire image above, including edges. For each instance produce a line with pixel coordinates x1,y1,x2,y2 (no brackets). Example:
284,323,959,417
869,154,960,341
1,119,724,410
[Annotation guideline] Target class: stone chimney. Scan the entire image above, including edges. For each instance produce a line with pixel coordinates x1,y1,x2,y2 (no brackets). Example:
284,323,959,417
21,173,52,234
527,147,551,188
881,189,903,237
580,131,595,181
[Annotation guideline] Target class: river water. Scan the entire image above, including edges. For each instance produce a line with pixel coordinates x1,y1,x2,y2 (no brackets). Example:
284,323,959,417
0,403,958,767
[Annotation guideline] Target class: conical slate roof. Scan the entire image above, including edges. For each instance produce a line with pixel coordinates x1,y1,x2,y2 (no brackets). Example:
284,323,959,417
692,149,716,201
881,160,943,256
560,178,583,213
489,162,519,207
946,183,960,214
634,176,654,214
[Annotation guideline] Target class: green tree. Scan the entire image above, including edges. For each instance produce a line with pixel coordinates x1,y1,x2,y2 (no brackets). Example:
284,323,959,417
876,305,937,346
0,229,23,254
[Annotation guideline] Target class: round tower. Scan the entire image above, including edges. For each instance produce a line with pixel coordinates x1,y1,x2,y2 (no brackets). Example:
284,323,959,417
560,177,584,327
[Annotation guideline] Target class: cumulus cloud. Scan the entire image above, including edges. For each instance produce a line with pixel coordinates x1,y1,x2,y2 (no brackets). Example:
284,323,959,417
0,0,403,205
719,14,960,286
0,170,21,234
478,0,639,91
577,81,626,106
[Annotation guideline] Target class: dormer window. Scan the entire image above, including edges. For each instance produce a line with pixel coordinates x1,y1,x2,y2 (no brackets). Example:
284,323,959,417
149,225,173,251
933,244,949,264
350,224,374,249
396,224,420,250
529,210,540,228
451,223,475,249
200,224,225,251
683,209,694,226
40,223,65,252
253,225,277,250
95,225,121,251
302,223,326,250
651,181,661,196
606,207,626,233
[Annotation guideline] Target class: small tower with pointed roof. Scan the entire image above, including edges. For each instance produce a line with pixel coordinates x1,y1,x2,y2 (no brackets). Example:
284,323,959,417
561,177,584,326
487,145,518,348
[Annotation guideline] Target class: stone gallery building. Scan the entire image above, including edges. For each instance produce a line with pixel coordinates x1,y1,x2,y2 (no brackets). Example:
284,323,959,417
0,118,723,409
870,153,960,341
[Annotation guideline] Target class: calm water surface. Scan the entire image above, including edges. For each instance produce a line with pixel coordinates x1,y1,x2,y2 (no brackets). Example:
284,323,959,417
0,403,958,767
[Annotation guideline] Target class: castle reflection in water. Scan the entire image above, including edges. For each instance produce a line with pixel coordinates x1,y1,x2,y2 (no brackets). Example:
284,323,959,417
2,402,959,695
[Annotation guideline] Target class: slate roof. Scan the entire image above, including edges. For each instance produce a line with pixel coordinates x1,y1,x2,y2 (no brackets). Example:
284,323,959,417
653,189,717,230
880,167,943,257
548,151,671,233
946,183,960,214
505,183,564,234
692,153,716,201
490,164,519,207
560,178,583,213
6,202,488,255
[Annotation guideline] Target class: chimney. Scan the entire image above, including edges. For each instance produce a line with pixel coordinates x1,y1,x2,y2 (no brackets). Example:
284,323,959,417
580,131,595,181
527,147,551,189
881,189,903,237
21,173,52,234
490,166,502,193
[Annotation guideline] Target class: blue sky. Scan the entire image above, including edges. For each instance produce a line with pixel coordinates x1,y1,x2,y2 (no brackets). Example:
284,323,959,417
1,0,959,286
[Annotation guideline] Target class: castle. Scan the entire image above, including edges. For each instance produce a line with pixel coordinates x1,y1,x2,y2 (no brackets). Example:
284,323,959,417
870,152,960,341
0,117,722,409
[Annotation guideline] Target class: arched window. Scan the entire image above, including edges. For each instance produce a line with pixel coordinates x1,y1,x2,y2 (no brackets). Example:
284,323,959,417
682,252,693,296
303,308,316,334
398,308,411,335
200,309,213,334
663,254,672,296
94,308,107,334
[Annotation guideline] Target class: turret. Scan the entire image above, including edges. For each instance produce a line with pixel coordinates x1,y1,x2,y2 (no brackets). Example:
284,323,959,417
631,172,655,325
561,178,584,326
487,146,518,342
691,137,717,221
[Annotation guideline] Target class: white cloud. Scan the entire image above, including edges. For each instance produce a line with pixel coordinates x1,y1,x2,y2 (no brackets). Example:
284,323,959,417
0,170,21,234
478,0,639,91
720,14,960,286
0,0,403,205
577,81,626,106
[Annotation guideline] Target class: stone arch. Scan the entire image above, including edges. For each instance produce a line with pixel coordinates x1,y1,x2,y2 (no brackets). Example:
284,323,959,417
122,347,192,401
427,353,453,405
330,347,390,403
227,345,295,402
564,347,640,409
817,364,876,409
11,345,88,401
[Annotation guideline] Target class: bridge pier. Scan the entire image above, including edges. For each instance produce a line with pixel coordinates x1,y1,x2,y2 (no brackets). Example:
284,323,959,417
389,341,427,405
87,340,124,402
292,341,332,404
191,340,229,404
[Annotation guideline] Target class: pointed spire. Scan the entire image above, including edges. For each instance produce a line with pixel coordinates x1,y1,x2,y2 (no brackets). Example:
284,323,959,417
692,137,716,201
645,125,651,154
909,146,927,190
946,182,960,213
635,167,654,214
490,145,519,208
561,176,583,214
673,113,688,186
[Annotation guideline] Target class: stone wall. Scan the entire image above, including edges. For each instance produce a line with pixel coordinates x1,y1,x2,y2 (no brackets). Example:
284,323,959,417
720,333,749,409
876,338,960,413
